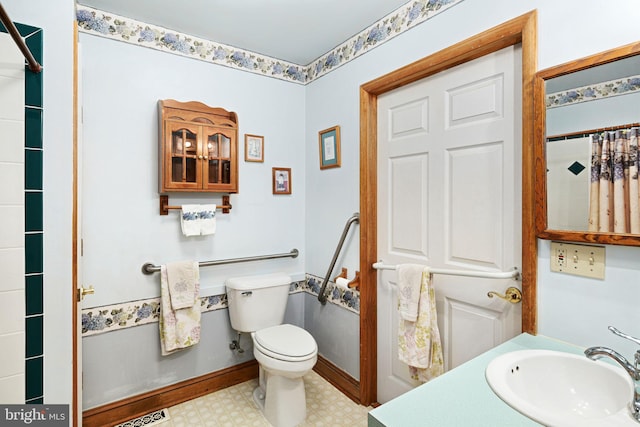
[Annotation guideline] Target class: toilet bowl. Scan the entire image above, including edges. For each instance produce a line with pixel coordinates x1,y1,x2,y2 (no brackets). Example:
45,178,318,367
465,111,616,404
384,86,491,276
251,324,318,427
225,273,318,427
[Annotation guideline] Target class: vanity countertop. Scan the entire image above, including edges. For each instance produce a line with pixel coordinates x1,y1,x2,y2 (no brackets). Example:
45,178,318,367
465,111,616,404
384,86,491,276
368,333,585,427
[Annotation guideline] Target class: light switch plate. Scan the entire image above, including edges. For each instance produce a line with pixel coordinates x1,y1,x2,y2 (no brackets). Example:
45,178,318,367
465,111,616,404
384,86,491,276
550,241,605,279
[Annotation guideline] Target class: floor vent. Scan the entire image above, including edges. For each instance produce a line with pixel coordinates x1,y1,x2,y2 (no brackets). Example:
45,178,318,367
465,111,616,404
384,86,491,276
113,408,170,427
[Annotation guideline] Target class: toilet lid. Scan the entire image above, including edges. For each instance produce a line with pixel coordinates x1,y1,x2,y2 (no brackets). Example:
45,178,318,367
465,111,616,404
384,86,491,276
254,324,317,358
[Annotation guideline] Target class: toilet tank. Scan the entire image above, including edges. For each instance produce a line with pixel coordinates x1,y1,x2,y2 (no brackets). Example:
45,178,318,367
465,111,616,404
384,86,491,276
225,273,292,333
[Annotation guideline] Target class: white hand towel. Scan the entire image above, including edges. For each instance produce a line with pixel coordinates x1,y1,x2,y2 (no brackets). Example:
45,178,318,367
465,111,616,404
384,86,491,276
199,204,217,235
159,262,201,356
166,260,199,309
397,263,425,321
181,205,201,237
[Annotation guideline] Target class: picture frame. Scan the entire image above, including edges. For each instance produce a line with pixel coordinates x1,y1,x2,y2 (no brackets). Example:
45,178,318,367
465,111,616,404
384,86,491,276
272,167,292,195
318,125,341,169
244,134,264,162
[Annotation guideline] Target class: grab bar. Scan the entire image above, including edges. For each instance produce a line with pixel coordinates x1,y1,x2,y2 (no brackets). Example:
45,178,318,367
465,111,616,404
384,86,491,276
141,249,299,275
373,261,519,280
318,213,360,304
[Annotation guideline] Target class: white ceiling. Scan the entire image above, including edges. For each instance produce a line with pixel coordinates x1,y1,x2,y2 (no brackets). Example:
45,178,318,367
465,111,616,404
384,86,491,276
77,0,411,65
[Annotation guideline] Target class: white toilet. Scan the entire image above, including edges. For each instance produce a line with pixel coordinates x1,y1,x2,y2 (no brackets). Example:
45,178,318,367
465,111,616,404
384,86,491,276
225,273,318,427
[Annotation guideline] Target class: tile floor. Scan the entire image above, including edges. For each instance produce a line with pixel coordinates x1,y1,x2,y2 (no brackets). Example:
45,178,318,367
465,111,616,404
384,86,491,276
163,370,371,426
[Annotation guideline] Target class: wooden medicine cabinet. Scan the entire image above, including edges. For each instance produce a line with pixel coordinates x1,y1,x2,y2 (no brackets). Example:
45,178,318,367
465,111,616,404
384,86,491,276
158,99,238,193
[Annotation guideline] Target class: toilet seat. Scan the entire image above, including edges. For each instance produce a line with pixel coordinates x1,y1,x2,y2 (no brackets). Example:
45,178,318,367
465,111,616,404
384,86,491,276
253,324,317,362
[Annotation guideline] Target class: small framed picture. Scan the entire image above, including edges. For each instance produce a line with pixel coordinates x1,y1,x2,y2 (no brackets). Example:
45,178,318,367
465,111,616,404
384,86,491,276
319,125,341,169
272,167,292,195
244,134,264,162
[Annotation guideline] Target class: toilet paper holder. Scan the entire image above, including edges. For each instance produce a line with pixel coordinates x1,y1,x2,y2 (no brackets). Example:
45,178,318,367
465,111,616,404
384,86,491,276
333,268,360,290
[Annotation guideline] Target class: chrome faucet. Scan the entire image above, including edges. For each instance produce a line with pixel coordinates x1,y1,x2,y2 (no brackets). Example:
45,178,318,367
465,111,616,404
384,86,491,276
585,326,640,423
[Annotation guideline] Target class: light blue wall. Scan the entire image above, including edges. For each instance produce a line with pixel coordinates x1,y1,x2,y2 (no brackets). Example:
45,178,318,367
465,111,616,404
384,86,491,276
82,309,248,409
80,35,307,307
538,242,640,357
5,0,640,418
78,31,308,408
304,293,360,377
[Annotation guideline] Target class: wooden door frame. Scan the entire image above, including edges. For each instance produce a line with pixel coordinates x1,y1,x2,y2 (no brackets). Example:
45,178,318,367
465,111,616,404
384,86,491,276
72,21,80,427
358,11,538,405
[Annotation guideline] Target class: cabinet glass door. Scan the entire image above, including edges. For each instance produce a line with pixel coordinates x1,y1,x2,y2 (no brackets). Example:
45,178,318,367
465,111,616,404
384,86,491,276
166,122,200,189
204,129,232,186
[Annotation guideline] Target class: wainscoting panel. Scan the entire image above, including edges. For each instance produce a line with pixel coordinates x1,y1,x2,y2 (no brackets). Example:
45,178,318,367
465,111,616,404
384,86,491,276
82,276,361,414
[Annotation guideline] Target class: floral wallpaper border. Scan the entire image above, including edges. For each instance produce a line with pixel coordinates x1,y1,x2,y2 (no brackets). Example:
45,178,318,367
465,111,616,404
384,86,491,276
82,277,359,336
546,74,640,109
76,0,464,85
308,0,461,82
305,275,360,313
82,292,228,337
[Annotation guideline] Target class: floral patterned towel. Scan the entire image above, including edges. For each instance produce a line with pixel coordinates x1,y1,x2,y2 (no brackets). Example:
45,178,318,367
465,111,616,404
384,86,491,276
181,205,201,236
160,264,201,356
166,261,198,309
397,264,424,322
398,269,444,383
199,204,217,235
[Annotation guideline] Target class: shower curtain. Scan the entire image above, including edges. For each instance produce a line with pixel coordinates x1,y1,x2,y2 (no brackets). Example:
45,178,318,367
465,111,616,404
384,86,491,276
588,128,640,233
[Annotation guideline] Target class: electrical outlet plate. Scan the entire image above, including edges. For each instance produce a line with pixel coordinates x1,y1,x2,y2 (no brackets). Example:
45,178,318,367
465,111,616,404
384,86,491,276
550,241,605,279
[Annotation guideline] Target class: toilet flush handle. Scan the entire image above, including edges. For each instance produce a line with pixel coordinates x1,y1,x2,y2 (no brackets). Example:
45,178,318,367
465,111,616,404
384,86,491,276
241,291,252,297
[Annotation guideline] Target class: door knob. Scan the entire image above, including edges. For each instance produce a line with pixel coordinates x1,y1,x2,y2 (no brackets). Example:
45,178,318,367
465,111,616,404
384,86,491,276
78,285,95,301
487,286,522,304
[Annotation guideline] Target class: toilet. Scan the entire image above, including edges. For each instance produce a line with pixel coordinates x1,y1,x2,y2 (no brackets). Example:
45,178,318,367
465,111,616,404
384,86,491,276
225,273,318,427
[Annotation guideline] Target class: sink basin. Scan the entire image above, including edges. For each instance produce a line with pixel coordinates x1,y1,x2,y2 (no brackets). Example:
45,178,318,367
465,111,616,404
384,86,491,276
485,349,635,426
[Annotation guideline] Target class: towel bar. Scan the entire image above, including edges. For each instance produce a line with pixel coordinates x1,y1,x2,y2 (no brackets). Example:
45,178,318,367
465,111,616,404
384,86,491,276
372,262,520,280
160,194,232,215
142,249,299,275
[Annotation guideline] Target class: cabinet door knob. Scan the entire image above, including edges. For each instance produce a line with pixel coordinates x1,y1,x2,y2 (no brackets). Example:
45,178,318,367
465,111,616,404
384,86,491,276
198,155,203,160
204,156,208,160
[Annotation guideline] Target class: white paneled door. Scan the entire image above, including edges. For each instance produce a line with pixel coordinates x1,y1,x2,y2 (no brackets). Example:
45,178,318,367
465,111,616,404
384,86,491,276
376,46,522,403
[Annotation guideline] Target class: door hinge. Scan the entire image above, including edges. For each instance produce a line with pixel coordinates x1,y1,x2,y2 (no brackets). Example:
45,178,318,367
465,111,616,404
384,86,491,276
77,285,95,302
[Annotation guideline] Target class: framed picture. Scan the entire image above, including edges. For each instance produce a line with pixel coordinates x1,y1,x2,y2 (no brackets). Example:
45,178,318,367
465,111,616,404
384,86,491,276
244,134,264,162
318,125,341,169
272,167,292,195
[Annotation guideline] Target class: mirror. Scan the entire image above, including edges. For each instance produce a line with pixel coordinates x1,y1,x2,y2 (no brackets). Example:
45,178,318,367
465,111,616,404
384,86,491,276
535,41,640,245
